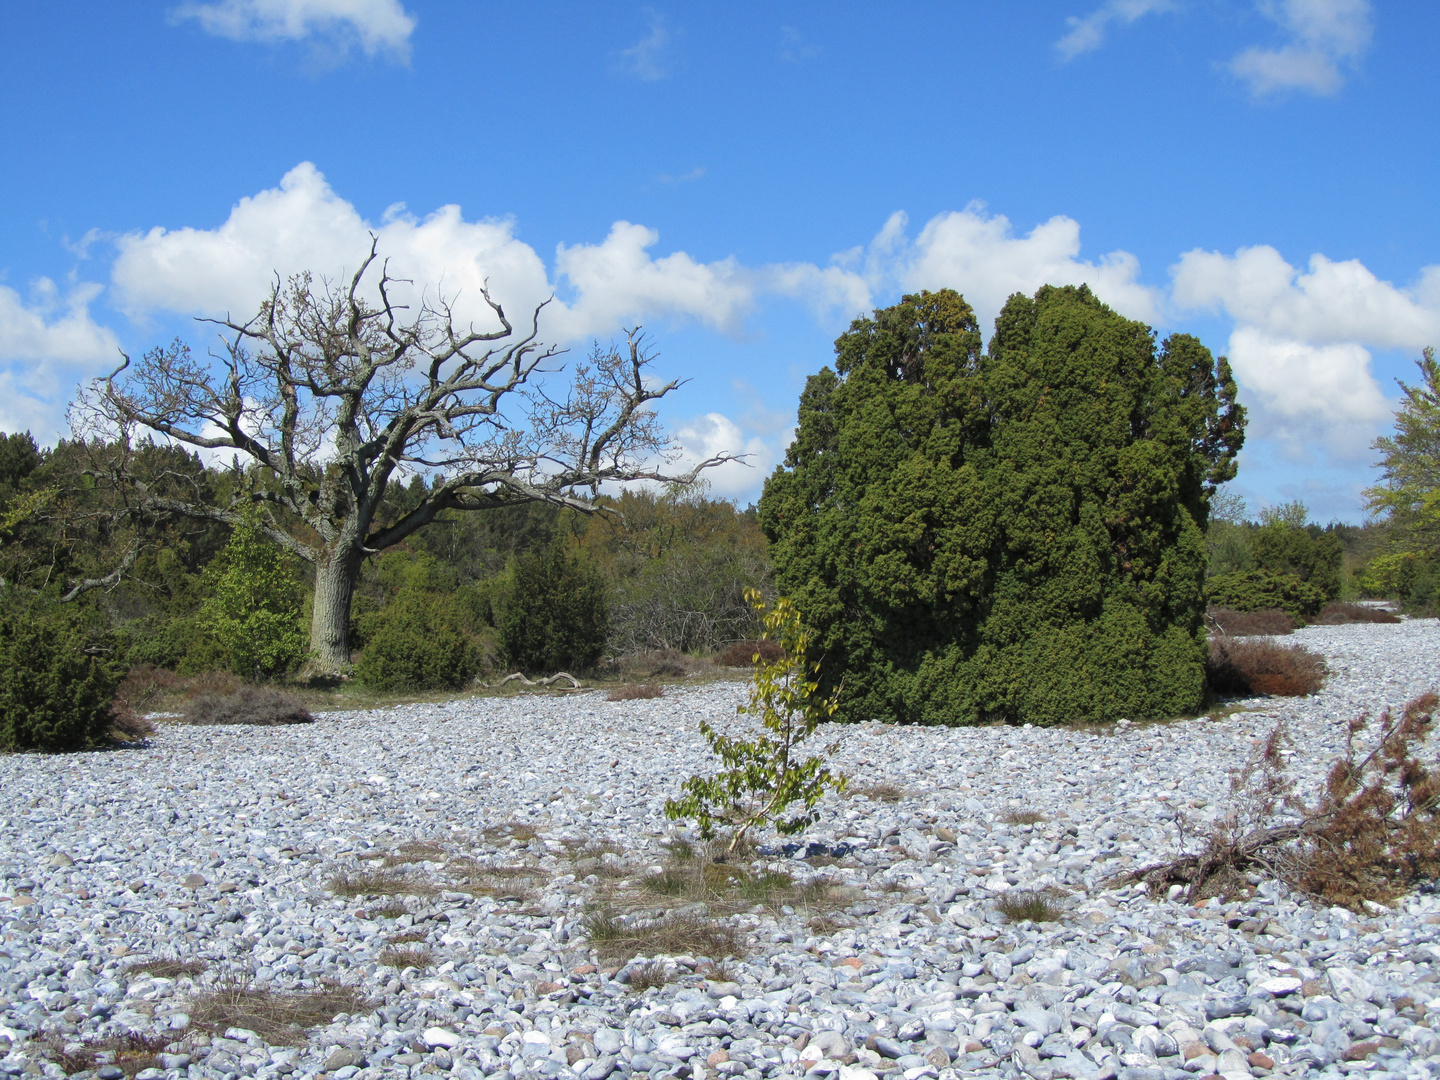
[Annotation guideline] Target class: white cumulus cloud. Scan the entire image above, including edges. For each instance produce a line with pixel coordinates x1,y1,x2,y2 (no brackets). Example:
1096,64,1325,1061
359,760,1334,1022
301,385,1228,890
864,205,1162,334
110,162,765,346
1229,0,1372,96
0,278,121,439
671,412,773,501
1056,0,1176,60
171,0,416,60
1172,244,1440,350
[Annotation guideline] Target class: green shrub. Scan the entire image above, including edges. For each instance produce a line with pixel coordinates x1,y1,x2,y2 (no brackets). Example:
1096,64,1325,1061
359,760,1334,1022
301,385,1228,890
0,611,121,752
1206,569,1326,621
496,542,609,673
758,286,1245,725
187,513,307,679
354,591,481,691
115,614,197,670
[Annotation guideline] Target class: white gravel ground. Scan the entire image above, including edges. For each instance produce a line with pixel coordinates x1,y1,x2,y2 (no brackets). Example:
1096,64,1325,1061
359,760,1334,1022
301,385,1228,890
1,618,1438,1080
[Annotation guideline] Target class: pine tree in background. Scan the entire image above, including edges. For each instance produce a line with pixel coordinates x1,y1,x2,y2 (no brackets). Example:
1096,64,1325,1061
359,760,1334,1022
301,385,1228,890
759,286,1245,726
497,542,609,674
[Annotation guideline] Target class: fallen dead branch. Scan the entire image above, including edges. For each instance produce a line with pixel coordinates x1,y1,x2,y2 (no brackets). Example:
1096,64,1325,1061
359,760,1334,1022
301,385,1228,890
481,672,583,690
1124,691,1439,909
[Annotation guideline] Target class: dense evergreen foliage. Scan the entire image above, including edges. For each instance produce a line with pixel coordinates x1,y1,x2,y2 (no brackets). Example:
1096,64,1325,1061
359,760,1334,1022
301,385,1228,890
497,542,611,673
759,286,1246,725
1206,569,1327,620
0,608,121,752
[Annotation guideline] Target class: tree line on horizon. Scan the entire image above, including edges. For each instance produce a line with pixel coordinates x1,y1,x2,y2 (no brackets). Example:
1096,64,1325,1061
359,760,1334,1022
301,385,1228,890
0,255,1435,750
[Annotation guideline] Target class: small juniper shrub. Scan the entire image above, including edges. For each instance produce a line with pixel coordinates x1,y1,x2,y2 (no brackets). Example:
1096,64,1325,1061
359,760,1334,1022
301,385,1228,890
717,639,785,668
1206,636,1327,697
607,683,664,701
1134,692,1440,909
1207,607,1295,636
1314,601,1403,626
184,686,314,726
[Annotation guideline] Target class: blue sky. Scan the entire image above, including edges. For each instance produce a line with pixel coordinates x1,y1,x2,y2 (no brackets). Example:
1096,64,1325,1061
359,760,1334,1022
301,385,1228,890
3,0,1437,520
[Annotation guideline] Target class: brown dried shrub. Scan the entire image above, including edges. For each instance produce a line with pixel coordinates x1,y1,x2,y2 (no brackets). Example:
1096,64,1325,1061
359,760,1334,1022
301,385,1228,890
607,683,664,701
184,686,314,726
1207,607,1295,636
717,639,785,668
43,1030,168,1078
1313,601,1403,626
1132,691,1440,909
378,945,433,969
124,958,206,979
1207,636,1327,697
187,979,372,1045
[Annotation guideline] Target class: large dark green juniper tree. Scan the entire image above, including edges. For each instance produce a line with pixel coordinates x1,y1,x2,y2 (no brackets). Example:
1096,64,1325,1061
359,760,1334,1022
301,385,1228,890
758,285,1245,725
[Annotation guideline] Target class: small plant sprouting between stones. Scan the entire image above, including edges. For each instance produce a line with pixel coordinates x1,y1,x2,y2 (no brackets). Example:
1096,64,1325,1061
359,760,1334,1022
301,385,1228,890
665,589,846,853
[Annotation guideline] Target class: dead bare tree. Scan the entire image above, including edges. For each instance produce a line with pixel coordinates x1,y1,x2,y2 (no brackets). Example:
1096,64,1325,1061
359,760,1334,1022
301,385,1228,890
78,241,733,672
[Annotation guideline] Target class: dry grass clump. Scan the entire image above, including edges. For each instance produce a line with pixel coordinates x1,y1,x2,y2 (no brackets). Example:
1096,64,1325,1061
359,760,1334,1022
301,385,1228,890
1132,692,1440,909
640,847,843,912
1207,636,1327,697
385,930,427,945
187,979,372,1046
124,958,206,979
1314,601,1402,625
995,889,1065,923
482,821,540,844
847,783,907,803
627,960,671,991
620,649,709,679
607,683,664,701
327,870,437,898
717,639,785,668
43,1030,168,1078
1001,809,1048,826
381,840,446,867
377,945,433,969
184,686,314,726
1208,607,1296,636
446,857,548,899
581,907,745,963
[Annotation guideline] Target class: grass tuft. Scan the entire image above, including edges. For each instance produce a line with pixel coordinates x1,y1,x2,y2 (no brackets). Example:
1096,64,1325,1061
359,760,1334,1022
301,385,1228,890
123,958,207,980
43,1031,168,1078
848,783,907,803
187,979,373,1046
327,870,437,898
378,945,433,969
581,907,745,963
1000,809,1047,826
606,683,664,701
995,889,1065,923
627,960,670,991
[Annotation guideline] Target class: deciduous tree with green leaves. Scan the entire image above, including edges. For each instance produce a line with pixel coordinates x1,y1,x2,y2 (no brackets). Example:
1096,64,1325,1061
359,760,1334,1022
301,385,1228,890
665,590,846,853
1364,347,1440,613
759,285,1246,725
